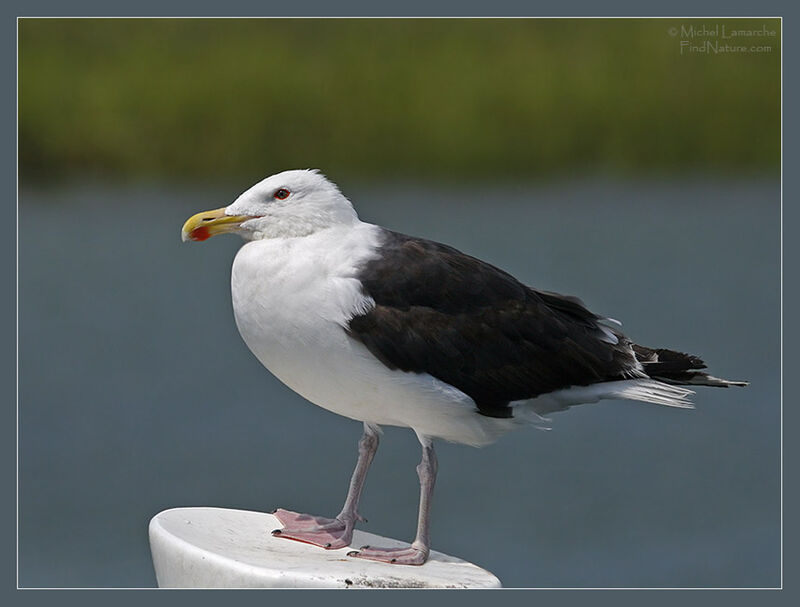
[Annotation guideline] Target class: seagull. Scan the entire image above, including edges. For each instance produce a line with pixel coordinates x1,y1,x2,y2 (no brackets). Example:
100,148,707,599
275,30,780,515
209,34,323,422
181,169,746,566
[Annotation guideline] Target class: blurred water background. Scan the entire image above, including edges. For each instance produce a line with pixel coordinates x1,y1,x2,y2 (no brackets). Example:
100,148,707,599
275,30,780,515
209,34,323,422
18,18,780,588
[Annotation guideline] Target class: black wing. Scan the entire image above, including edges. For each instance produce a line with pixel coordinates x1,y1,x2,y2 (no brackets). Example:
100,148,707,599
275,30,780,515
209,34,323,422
346,230,639,418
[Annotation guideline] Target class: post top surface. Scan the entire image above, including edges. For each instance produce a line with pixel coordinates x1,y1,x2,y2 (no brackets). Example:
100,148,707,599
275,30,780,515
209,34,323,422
149,507,502,589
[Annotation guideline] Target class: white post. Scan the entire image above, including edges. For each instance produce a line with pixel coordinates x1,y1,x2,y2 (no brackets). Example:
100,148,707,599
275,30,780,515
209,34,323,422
149,507,502,589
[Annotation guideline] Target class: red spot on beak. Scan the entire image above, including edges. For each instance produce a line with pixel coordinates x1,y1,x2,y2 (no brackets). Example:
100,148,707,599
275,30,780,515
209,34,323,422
189,226,211,241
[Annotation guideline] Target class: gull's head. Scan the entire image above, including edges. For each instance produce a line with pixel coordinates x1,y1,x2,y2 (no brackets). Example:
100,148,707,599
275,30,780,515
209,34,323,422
181,169,359,242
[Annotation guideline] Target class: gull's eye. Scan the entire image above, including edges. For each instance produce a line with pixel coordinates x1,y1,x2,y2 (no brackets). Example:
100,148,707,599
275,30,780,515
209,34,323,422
274,188,291,200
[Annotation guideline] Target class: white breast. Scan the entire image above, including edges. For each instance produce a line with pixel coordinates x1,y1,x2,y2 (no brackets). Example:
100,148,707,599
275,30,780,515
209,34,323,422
229,223,518,446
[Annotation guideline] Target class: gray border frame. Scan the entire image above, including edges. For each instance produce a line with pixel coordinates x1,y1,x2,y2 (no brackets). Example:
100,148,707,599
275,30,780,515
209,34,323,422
7,1,794,605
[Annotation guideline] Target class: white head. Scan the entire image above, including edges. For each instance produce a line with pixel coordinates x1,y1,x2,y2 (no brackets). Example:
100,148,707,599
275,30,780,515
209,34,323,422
181,169,359,242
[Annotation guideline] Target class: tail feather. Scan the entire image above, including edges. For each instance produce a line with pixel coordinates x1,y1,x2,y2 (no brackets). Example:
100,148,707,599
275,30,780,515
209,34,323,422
606,379,696,408
632,344,749,388
522,344,747,418
527,378,696,416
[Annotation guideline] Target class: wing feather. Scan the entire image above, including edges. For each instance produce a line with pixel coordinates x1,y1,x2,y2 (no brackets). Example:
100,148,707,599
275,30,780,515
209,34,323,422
346,230,639,417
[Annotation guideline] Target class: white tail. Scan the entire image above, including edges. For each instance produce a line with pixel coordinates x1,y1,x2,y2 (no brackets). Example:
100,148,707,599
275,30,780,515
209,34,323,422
523,378,697,416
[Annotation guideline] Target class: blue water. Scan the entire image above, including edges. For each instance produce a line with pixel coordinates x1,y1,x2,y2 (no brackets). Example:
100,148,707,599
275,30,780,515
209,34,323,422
19,178,780,587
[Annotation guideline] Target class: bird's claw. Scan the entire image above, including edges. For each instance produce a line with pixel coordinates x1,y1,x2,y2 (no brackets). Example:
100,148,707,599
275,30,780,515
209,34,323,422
270,508,355,550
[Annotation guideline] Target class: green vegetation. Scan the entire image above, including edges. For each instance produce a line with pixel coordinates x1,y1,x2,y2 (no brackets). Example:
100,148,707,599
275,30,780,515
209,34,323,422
19,18,780,183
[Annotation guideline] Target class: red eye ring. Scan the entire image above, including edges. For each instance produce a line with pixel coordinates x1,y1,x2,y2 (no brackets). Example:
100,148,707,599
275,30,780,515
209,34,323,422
274,188,290,200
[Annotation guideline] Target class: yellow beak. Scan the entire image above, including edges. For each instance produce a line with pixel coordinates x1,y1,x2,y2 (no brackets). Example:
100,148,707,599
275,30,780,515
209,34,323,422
181,207,252,242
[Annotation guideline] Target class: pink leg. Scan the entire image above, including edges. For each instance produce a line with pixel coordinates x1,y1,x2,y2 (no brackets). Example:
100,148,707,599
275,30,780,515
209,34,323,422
348,437,437,565
271,423,379,550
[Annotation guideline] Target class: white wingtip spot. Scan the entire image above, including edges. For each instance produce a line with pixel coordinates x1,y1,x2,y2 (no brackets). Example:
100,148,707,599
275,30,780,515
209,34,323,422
598,326,619,344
